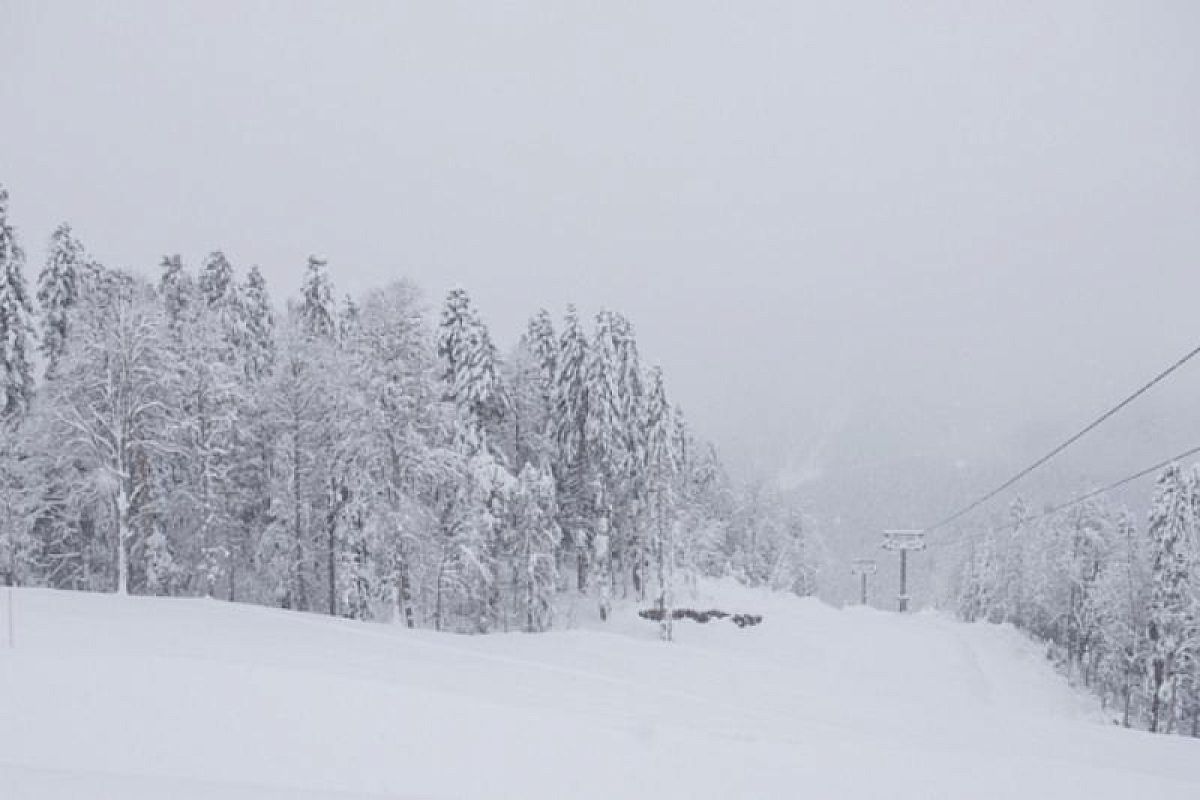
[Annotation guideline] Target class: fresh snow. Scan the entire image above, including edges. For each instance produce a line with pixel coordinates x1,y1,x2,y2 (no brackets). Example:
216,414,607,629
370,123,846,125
1,582,1197,799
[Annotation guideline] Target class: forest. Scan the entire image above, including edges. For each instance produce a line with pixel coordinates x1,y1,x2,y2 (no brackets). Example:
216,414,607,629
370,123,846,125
950,472,1200,737
0,183,816,639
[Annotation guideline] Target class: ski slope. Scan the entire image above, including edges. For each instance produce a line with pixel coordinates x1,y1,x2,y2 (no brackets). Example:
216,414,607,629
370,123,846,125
1,582,1197,799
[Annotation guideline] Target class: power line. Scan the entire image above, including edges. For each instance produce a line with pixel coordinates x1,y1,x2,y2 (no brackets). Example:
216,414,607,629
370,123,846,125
924,340,1200,534
1027,442,1200,524
928,441,1200,549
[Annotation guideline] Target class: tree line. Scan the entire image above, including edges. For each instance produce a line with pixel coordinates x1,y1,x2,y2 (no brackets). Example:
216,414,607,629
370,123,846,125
951,466,1200,737
0,183,817,638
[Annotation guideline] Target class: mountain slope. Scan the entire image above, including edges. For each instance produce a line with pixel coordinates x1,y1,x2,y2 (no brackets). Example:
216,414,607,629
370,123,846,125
1,582,1197,799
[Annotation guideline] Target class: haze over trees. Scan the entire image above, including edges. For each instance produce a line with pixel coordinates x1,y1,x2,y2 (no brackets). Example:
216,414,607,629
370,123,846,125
0,183,817,639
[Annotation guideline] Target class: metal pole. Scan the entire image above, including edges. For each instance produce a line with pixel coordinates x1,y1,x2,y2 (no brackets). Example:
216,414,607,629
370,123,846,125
860,571,868,605
899,549,908,612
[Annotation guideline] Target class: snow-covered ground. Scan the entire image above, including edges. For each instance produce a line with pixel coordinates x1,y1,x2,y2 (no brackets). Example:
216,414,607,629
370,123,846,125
1,582,1197,799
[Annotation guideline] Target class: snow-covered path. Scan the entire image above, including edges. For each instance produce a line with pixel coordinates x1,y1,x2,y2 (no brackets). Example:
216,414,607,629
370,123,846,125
1,583,1197,799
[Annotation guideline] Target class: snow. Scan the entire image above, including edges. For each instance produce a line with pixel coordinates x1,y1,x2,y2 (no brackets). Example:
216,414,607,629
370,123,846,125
1,582,1197,799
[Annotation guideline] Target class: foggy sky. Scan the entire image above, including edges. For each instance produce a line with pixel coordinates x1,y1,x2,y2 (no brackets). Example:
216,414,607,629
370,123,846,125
4,2,1200,600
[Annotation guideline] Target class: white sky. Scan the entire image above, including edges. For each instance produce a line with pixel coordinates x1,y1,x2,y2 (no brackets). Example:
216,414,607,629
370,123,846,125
4,2,1200,589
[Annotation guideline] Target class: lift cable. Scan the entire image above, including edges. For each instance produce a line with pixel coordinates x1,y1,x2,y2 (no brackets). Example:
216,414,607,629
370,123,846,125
925,441,1200,550
923,340,1200,535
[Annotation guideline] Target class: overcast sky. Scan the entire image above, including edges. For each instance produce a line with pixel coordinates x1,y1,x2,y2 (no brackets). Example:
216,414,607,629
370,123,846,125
4,2,1200,595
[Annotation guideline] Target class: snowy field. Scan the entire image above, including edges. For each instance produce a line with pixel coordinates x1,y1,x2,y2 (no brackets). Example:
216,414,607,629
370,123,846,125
1,582,1197,799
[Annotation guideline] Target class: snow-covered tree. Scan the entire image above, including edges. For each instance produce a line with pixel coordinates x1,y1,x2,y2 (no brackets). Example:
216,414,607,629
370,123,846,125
260,313,338,610
1145,464,1196,732
509,463,560,631
37,223,87,379
551,306,592,590
237,265,275,381
438,288,508,452
526,309,558,404
0,186,36,422
199,251,234,306
159,254,194,331
1094,510,1151,727
300,255,335,339
42,277,171,594
0,191,753,644
349,281,440,627
642,366,676,639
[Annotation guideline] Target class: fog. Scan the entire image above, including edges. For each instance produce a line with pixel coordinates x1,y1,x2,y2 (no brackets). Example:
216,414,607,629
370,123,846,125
4,2,1199,600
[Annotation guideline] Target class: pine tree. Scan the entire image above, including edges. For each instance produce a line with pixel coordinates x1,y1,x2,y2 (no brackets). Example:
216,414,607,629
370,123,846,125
511,309,558,472
1146,464,1195,732
0,423,38,587
585,311,623,615
0,186,36,422
550,306,592,591
526,309,558,404
436,290,514,628
300,255,335,339
237,265,276,381
199,250,235,308
643,366,676,640
37,223,86,378
438,288,508,451
159,254,194,331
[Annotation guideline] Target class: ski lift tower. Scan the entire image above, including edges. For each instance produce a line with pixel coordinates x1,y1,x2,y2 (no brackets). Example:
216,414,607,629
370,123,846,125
850,558,877,606
882,530,926,612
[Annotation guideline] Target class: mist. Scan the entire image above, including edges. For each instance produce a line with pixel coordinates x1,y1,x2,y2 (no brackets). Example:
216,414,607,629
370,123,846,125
4,1,1199,602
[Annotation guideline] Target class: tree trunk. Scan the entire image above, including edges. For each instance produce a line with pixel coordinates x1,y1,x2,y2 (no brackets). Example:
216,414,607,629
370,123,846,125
115,473,130,596
435,550,447,632
327,507,337,617
290,420,306,611
227,556,236,603
1150,659,1164,733
396,554,414,629
116,508,128,595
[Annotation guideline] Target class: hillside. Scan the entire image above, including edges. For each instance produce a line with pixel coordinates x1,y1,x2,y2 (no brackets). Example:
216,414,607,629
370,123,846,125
1,583,1197,799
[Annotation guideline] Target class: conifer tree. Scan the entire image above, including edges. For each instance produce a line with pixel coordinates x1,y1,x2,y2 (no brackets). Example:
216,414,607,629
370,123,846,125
0,186,36,422
643,366,676,639
300,255,335,339
438,288,508,451
199,250,235,308
1145,465,1194,732
159,254,194,331
551,306,592,590
238,265,276,381
37,223,86,378
526,309,558,404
